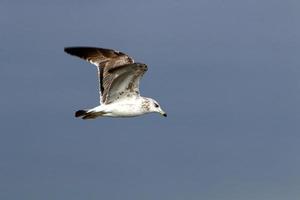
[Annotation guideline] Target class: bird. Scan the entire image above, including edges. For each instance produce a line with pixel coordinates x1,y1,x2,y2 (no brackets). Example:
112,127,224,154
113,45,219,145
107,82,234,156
64,46,167,119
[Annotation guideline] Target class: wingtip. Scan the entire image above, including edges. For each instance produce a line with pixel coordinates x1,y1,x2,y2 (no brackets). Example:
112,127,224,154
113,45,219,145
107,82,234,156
64,47,78,54
63,46,100,56
64,47,72,54
63,47,91,57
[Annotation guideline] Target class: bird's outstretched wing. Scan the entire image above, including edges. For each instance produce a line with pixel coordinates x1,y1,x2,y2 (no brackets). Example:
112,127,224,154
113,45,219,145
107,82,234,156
64,47,134,103
105,63,148,104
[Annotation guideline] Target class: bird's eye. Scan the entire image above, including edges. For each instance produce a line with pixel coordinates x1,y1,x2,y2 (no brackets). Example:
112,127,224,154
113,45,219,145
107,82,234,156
154,103,159,108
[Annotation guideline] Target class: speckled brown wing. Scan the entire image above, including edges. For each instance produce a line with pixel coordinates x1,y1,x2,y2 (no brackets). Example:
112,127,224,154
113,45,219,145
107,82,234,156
103,63,148,104
64,47,134,103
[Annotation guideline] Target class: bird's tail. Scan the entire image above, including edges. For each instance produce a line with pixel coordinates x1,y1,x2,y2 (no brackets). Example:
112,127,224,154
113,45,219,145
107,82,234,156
75,110,98,119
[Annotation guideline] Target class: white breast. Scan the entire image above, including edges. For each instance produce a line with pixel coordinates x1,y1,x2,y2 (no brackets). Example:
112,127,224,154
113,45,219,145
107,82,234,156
101,97,146,117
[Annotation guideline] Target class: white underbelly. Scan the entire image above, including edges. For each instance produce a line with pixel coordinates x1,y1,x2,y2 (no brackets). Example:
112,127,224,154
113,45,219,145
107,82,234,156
103,101,144,117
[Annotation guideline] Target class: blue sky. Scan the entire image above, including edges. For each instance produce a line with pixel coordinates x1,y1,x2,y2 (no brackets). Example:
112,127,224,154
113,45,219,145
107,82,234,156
1,0,300,199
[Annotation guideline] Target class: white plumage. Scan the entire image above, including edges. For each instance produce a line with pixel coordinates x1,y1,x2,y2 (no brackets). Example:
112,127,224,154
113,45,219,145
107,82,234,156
64,47,167,119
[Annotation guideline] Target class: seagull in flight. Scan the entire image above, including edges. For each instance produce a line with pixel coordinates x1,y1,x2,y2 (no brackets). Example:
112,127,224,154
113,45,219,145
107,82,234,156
64,47,167,119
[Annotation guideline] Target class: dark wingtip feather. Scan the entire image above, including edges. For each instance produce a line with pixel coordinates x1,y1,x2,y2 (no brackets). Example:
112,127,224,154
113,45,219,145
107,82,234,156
64,47,87,57
64,47,71,53
64,47,79,54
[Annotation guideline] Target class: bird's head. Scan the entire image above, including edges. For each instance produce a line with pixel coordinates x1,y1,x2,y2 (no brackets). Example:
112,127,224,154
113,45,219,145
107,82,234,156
147,98,167,117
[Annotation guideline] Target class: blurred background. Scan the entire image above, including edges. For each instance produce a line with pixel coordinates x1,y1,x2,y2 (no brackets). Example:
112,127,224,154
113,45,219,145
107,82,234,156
0,0,299,199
